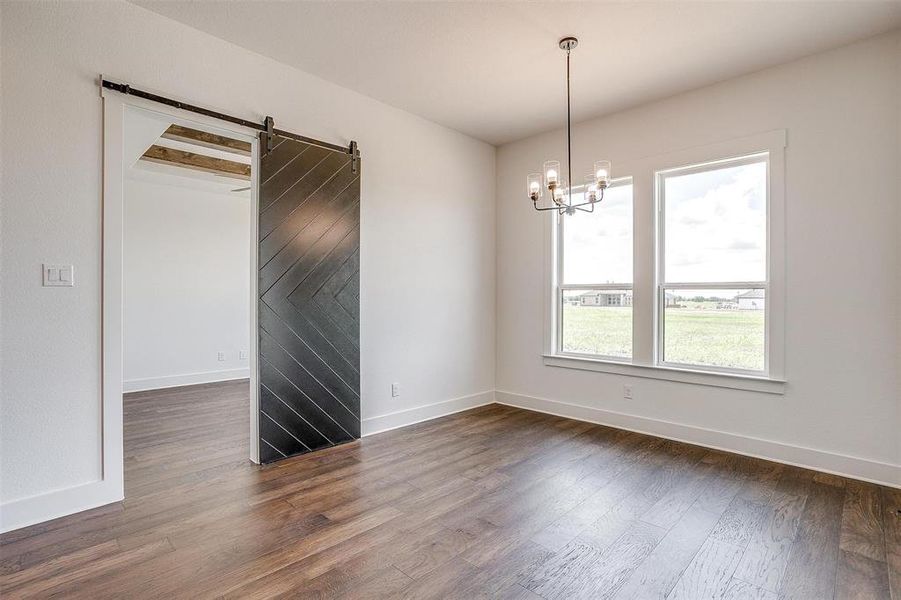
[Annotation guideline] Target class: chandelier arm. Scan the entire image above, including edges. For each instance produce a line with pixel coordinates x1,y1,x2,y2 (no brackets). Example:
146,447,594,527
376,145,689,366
567,199,597,210
567,187,605,211
559,204,594,215
533,196,558,211
533,203,570,212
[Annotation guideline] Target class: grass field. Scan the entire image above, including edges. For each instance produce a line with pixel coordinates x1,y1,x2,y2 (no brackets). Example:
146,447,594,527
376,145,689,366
562,304,765,371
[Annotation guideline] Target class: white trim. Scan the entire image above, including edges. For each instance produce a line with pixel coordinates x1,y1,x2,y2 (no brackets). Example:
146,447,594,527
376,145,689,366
649,130,787,378
362,391,495,436
542,207,557,356
123,369,250,392
247,130,261,465
495,390,900,489
560,283,635,291
543,354,784,394
0,480,122,534
98,86,127,520
662,282,766,290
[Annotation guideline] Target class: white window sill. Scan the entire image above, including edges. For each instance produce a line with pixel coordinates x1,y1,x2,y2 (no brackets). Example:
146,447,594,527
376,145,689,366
542,354,785,395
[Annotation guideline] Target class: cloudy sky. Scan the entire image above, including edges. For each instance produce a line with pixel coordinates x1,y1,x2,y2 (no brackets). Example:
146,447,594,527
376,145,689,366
563,182,633,285
563,159,766,290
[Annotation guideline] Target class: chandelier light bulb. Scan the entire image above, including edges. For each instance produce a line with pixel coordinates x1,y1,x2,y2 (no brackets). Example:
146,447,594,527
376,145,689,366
584,175,599,203
543,160,561,190
527,173,543,202
594,160,612,189
553,180,567,205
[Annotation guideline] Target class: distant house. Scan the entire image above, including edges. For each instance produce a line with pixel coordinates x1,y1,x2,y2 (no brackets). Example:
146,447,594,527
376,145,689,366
735,289,765,310
576,291,676,307
578,291,632,307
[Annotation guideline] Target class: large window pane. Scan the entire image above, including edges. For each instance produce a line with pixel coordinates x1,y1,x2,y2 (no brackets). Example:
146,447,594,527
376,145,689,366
563,183,633,284
662,288,765,371
562,289,632,358
663,160,766,283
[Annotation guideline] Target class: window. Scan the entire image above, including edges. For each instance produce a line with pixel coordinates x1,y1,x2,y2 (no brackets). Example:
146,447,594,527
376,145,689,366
545,131,785,391
558,180,633,359
657,155,767,373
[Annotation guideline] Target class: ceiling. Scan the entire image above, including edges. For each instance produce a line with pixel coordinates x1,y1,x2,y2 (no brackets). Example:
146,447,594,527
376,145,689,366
125,108,251,194
132,1,901,146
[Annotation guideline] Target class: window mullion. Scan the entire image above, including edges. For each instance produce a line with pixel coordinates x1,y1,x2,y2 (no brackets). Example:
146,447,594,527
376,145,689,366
560,283,633,291
662,282,767,291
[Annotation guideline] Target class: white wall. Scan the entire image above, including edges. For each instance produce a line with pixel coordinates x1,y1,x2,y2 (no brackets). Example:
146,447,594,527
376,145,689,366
496,32,900,485
0,0,496,527
123,175,251,392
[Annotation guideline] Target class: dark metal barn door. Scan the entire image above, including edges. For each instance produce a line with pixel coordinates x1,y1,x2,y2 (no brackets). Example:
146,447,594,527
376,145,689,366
257,134,361,463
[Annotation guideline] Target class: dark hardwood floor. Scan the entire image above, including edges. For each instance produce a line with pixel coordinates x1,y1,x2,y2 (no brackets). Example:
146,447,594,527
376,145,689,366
1,380,898,599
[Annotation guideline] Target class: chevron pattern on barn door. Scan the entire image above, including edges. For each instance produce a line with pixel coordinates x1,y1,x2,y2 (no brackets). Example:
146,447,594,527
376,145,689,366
257,134,360,463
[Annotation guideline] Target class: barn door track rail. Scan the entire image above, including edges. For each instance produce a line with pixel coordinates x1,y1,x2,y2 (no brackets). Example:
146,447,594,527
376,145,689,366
101,78,360,172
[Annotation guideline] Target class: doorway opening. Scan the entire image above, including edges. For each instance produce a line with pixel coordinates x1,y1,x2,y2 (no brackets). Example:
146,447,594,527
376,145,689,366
116,103,260,497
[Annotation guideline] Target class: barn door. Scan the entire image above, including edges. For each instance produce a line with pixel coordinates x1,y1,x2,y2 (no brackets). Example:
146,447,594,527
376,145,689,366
257,134,361,463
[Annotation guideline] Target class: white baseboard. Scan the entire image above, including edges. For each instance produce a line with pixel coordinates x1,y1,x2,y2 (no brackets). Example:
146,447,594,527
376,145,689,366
496,390,900,489
0,479,123,534
123,368,250,392
362,390,495,436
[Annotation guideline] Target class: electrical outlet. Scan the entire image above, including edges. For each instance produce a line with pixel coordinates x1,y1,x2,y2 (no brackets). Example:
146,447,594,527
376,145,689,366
239,350,248,360
217,351,226,362
623,384,633,400
391,383,400,398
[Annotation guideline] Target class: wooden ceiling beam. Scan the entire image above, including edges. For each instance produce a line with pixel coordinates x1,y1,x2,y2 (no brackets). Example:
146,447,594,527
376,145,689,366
160,124,252,156
140,145,251,180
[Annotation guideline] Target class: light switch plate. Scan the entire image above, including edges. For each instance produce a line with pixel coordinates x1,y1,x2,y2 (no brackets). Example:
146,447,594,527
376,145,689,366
43,264,74,287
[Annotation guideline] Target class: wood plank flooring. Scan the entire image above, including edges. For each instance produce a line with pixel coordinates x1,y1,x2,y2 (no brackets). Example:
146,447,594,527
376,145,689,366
1,380,898,599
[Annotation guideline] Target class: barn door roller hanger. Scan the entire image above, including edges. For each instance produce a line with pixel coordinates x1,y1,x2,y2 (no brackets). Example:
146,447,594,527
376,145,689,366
101,78,360,173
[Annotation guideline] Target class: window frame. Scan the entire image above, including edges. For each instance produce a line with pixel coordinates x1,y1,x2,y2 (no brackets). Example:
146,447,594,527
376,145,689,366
543,130,786,394
556,177,634,362
655,153,770,377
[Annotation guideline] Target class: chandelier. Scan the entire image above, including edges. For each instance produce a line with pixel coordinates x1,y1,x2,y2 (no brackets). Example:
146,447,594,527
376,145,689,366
528,37,611,215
